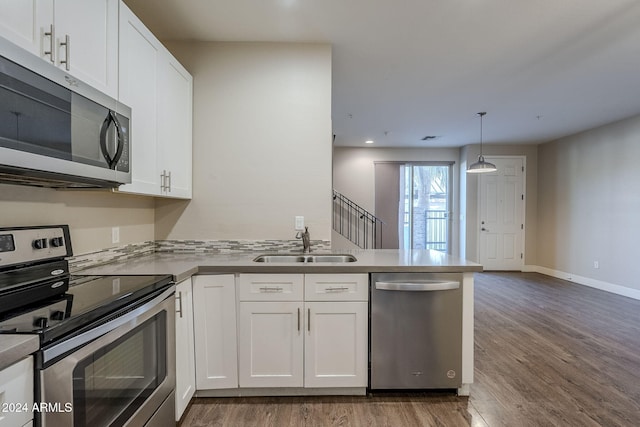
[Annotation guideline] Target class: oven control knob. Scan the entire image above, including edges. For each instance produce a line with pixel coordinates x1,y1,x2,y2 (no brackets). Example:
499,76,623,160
33,238,48,249
50,237,64,247
50,310,66,321
34,317,49,328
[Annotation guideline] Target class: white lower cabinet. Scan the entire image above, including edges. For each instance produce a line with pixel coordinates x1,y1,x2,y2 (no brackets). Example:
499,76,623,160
304,301,368,388
237,273,368,389
238,301,304,388
175,278,195,421
0,356,34,427
193,275,238,389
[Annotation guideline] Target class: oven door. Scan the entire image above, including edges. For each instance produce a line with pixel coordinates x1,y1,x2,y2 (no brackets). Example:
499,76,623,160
39,287,175,427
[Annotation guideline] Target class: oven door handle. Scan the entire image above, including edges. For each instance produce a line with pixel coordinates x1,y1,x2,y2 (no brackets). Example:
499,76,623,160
42,286,175,364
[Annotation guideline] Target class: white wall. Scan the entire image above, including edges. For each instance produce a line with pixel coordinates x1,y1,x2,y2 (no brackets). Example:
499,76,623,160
332,146,461,255
155,42,333,241
0,185,155,254
537,114,640,295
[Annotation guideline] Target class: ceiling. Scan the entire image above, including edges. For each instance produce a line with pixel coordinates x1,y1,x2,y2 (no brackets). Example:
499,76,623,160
124,0,640,148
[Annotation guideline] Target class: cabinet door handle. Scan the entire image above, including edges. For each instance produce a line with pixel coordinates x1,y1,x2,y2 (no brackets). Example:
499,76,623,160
167,171,172,192
326,286,349,292
307,308,311,332
259,286,283,293
43,24,55,63
160,170,167,192
176,291,183,318
297,308,300,332
59,34,70,71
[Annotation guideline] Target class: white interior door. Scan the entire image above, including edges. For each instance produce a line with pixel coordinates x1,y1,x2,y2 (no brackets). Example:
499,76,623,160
478,157,524,270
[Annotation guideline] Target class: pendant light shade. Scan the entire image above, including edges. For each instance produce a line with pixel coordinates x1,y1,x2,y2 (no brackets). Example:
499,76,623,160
467,112,497,174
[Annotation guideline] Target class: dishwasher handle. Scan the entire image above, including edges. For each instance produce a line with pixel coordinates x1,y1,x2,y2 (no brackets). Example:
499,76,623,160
375,280,459,291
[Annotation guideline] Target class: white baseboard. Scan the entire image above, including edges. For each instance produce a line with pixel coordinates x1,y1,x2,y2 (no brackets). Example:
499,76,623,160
528,266,640,301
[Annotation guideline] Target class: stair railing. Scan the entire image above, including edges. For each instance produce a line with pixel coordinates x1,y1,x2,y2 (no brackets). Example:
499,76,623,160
332,190,384,249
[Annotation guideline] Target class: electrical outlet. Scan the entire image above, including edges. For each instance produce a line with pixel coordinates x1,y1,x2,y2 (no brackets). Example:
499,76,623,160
295,216,305,231
111,227,120,244
593,261,599,269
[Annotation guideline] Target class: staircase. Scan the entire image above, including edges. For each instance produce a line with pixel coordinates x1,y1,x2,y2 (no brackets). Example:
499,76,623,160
332,190,384,249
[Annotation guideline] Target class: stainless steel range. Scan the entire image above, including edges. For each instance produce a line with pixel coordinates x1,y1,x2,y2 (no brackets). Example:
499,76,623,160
0,225,175,427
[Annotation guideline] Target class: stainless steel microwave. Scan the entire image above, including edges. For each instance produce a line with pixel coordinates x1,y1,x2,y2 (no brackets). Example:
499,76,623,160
0,37,131,188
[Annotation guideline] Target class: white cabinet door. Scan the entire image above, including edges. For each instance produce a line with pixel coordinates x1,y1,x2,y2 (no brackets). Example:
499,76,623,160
0,356,34,427
193,275,238,390
157,50,192,199
117,3,161,196
117,4,192,199
238,302,304,388
304,302,368,388
53,0,119,98
0,0,116,96
0,0,51,56
175,278,195,421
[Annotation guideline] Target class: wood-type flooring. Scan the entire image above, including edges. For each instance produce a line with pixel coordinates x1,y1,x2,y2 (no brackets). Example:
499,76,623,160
179,272,640,426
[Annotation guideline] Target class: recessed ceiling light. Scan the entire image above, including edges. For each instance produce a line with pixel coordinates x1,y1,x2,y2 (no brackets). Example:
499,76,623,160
365,140,374,144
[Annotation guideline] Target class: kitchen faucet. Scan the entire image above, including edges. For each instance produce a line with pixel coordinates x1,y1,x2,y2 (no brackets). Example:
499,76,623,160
296,227,311,253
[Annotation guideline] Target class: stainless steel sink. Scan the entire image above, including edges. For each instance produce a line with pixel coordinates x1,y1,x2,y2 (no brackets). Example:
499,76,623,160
305,255,357,263
252,255,307,263
253,254,357,263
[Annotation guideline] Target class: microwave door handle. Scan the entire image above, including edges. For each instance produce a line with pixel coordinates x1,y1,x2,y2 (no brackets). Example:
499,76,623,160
111,113,125,167
99,111,122,169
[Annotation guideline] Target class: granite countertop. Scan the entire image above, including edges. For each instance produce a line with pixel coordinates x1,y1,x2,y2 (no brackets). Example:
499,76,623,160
0,335,39,370
78,249,483,282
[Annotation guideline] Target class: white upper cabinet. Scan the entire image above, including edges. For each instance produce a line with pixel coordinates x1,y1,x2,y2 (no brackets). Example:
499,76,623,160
117,3,160,195
157,50,193,198
53,0,119,98
0,0,119,98
0,1,51,55
117,2,192,199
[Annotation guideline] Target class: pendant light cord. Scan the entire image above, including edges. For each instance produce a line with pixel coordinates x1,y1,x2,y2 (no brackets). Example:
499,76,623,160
478,111,486,156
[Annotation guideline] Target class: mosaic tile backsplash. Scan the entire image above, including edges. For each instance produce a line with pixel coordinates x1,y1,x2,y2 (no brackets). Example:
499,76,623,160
68,241,155,273
68,239,331,272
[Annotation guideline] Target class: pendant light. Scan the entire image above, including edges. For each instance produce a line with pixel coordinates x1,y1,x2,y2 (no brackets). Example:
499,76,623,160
467,112,497,174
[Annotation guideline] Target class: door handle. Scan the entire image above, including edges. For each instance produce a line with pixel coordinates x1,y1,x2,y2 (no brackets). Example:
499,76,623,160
375,281,459,291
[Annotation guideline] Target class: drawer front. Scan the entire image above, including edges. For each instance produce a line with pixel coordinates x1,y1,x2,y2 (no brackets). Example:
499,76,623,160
239,274,304,301
304,274,369,301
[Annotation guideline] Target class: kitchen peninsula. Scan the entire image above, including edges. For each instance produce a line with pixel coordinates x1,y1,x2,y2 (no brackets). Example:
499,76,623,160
79,248,481,410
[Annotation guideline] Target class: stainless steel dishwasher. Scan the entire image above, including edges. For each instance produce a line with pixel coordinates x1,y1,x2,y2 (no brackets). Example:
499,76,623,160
370,272,462,390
